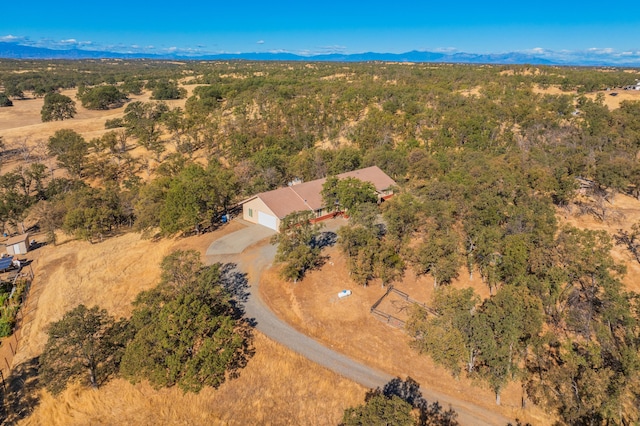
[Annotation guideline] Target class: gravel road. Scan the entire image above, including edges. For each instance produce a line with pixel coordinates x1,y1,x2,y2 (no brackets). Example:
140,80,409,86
206,221,511,426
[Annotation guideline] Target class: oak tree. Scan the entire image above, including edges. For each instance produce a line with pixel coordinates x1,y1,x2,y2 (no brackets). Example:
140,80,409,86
322,176,378,214
273,211,325,282
342,393,415,426
149,79,186,100
120,251,251,392
41,92,76,122
0,92,12,107
39,305,127,394
47,129,89,177
79,85,127,110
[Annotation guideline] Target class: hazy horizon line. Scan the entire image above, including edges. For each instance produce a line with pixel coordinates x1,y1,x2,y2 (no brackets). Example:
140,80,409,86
2,34,639,59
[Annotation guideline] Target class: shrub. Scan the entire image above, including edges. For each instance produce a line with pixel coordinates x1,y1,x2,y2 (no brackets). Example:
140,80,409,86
0,92,13,107
105,118,125,129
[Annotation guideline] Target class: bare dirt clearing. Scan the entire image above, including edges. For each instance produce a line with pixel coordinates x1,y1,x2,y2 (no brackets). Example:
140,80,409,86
532,85,571,96
12,231,175,366
588,89,640,110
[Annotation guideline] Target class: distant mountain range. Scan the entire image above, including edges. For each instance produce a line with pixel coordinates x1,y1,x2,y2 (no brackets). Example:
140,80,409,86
1,41,639,66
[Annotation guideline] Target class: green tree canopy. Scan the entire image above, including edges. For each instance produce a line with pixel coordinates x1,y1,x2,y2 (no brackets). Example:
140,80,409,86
342,393,415,426
148,79,186,100
158,162,238,235
47,129,89,177
61,184,130,242
185,85,224,116
120,250,252,392
123,101,169,155
272,210,325,282
409,285,543,405
408,287,479,377
472,286,543,405
3,82,25,99
411,227,461,288
79,85,127,110
322,176,378,213
39,305,127,395
41,92,76,122
382,192,422,247
342,377,459,426
338,224,379,286
121,78,144,95
0,164,45,231
0,92,13,107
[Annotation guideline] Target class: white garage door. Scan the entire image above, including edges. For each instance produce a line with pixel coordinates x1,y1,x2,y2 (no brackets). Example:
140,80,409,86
258,211,278,231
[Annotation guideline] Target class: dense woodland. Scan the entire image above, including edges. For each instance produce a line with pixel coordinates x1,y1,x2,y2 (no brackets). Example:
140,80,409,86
2,60,640,424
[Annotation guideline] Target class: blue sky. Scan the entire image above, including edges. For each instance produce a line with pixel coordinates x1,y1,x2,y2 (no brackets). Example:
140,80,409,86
2,1,640,56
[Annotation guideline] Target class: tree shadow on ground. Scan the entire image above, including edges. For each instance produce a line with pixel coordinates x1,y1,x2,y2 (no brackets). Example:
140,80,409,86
0,357,40,425
365,377,460,426
313,231,338,249
218,263,257,327
217,263,256,376
219,263,250,303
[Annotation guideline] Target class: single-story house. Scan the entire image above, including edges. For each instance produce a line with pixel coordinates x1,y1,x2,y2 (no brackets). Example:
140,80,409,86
5,233,29,255
241,166,396,231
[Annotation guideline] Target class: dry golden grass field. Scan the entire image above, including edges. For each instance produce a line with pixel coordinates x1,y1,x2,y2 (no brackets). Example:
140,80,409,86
3,81,640,425
0,87,192,143
23,333,364,426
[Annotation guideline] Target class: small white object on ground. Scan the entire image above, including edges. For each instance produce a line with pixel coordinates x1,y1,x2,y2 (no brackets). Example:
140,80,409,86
338,289,352,298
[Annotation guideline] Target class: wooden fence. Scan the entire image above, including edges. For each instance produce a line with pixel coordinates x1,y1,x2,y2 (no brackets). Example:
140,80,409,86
370,307,407,329
388,287,439,316
370,285,437,330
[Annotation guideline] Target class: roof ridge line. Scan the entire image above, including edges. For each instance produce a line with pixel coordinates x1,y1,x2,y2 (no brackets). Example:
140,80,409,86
288,185,315,212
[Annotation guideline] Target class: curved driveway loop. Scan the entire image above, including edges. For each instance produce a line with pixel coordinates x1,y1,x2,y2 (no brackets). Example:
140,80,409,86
206,222,510,426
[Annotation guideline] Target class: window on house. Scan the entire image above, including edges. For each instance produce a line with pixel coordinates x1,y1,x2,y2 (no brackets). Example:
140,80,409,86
248,208,253,218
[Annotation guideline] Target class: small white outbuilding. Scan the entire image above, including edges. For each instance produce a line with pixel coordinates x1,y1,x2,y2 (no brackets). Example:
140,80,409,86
5,233,30,256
